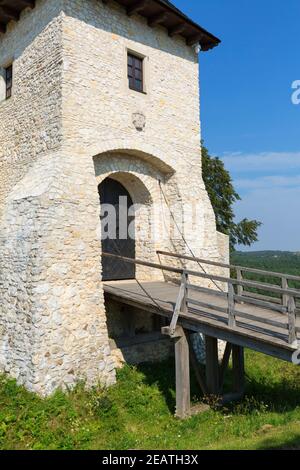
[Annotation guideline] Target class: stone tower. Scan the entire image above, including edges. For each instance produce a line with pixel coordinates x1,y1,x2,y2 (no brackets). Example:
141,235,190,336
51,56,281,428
0,0,228,395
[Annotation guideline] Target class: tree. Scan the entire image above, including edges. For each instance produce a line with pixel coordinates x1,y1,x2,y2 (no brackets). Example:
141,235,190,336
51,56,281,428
201,142,261,250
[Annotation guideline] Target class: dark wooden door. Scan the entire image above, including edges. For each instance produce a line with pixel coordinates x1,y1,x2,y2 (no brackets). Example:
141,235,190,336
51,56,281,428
99,178,135,281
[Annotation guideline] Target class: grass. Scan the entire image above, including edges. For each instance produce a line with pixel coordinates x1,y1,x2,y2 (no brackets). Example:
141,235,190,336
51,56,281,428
0,350,299,450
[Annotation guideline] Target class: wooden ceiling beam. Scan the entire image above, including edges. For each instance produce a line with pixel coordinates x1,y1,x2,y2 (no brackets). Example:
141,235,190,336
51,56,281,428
0,5,20,21
168,23,185,38
127,0,148,17
148,11,168,28
186,33,204,47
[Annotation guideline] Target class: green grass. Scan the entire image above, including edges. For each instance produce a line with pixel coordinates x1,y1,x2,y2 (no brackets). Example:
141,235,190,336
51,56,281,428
0,350,299,450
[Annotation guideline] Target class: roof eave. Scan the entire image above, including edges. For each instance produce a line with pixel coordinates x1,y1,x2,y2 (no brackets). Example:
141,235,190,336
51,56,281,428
0,0,221,52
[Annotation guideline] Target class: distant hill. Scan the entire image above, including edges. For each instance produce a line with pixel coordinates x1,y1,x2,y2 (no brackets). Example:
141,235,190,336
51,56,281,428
231,251,300,279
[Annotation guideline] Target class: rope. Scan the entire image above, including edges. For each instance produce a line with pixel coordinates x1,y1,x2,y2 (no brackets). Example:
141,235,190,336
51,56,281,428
106,237,167,316
102,179,226,323
158,181,225,293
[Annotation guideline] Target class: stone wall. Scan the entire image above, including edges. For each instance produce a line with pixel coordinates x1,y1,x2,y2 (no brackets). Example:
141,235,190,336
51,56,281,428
61,0,229,280
110,338,173,368
0,1,117,394
0,0,63,216
217,232,230,266
106,299,172,367
0,0,229,395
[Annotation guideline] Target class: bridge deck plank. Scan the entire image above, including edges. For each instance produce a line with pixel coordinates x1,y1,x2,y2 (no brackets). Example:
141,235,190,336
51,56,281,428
104,280,300,362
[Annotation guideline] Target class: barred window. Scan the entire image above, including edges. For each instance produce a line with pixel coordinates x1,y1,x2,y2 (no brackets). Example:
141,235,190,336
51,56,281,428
128,53,143,93
5,64,12,99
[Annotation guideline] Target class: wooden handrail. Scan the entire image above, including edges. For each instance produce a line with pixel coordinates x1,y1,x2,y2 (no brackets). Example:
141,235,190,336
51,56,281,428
102,252,300,298
102,252,299,347
157,250,300,283
169,272,188,336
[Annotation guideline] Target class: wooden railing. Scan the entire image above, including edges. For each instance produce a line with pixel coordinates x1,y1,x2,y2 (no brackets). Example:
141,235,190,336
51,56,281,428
157,250,300,308
102,252,300,347
157,250,300,346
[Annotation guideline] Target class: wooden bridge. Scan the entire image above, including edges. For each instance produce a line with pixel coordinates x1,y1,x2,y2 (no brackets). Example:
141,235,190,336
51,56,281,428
103,251,300,418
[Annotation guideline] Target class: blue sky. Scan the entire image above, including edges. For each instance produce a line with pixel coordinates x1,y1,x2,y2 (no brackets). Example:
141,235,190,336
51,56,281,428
173,0,300,251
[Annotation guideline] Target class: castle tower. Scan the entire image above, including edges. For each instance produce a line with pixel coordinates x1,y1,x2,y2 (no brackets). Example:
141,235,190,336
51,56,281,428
0,0,228,395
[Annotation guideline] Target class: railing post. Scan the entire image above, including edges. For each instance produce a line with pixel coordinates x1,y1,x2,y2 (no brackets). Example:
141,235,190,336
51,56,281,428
174,326,191,419
288,296,298,347
236,268,244,298
182,271,188,315
228,283,236,328
167,271,188,336
282,277,289,308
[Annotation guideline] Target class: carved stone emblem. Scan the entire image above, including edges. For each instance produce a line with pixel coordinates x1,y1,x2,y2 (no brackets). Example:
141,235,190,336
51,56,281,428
132,112,146,131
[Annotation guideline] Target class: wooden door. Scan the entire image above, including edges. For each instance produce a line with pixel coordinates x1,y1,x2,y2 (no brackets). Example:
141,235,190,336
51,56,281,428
99,178,135,281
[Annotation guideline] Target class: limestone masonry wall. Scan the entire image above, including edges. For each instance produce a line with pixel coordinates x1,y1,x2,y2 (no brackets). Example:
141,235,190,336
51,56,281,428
0,0,229,394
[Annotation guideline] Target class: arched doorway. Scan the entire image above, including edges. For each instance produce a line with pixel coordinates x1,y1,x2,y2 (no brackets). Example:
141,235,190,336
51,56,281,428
99,177,135,281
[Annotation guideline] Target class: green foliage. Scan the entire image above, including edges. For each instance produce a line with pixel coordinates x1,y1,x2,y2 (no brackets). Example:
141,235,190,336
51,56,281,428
232,251,300,274
231,251,300,291
0,352,299,450
201,142,261,250
0,254,299,450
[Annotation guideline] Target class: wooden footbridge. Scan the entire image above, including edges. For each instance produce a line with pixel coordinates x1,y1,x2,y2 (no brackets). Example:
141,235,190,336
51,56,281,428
103,251,300,418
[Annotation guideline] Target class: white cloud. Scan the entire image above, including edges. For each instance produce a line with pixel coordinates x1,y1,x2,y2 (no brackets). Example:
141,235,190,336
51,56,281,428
235,174,300,191
222,151,300,173
234,185,300,251
220,151,300,250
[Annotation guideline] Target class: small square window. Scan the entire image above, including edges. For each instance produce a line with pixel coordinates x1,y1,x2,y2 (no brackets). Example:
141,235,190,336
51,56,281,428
127,53,144,93
5,64,13,99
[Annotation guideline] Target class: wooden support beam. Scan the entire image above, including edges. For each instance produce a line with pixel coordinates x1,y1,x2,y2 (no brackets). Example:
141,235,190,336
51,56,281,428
148,11,168,28
219,342,232,393
186,33,204,46
232,345,245,395
168,23,185,37
127,0,148,17
205,336,219,395
174,326,191,419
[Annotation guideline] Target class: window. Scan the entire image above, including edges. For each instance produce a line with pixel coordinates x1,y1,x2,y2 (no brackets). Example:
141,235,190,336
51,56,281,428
5,64,12,99
127,53,144,93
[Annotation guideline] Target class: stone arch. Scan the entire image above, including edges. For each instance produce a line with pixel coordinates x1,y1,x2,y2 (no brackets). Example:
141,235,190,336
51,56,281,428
93,152,172,281
88,139,175,176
